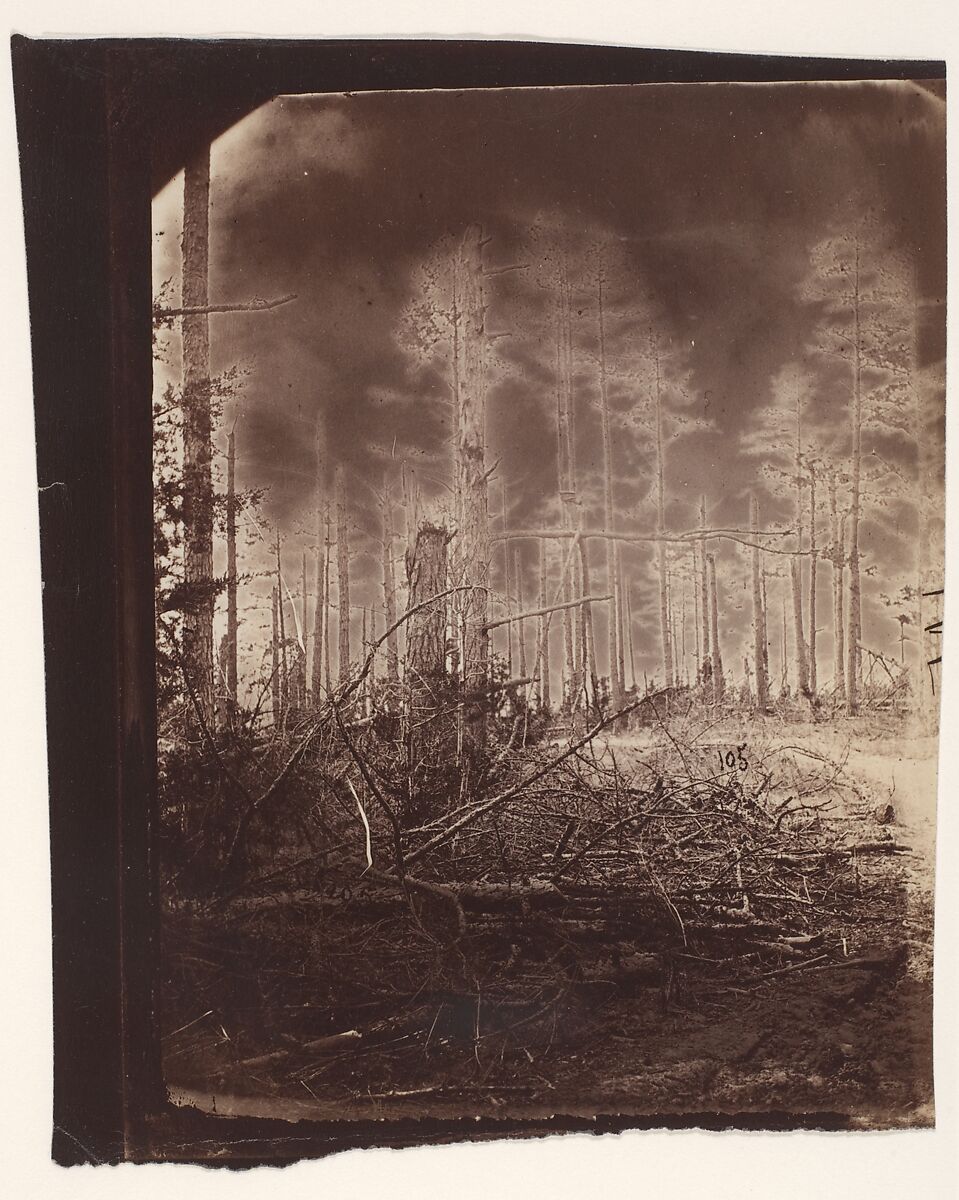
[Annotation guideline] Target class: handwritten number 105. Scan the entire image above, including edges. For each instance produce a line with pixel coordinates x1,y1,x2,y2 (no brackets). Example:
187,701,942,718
719,747,748,773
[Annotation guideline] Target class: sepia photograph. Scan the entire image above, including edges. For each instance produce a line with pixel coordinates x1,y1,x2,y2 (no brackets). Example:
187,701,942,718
149,77,944,1133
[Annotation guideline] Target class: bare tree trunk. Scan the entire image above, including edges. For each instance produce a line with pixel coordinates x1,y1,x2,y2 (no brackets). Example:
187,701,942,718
335,464,351,687
781,589,789,696
311,420,327,701
300,552,309,705
271,584,280,726
380,481,400,689
453,226,490,745
808,467,818,699
312,511,325,703
791,390,810,698
514,545,528,681
224,425,238,716
405,522,450,712
654,347,674,689
323,508,333,695
275,532,287,717
829,472,847,705
181,141,215,727
502,486,513,678
847,242,863,715
579,537,599,715
625,581,637,692
699,497,712,692
692,545,701,682
557,256,581,712
708,553,725,702
615,543,627,701
538,537,551,710
360,606,369,717
562,566,575,712
598,271,624,713
750,494,769,712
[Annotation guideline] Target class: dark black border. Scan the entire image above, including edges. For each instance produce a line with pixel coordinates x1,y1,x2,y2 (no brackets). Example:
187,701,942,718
11,36,946,1166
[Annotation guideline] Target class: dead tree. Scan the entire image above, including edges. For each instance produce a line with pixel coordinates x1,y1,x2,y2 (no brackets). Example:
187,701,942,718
405,522,450,733
829,472,847,704
707,553,725,702
847,242,864,714
654,344,675,689
335,464,351,686
501,484,514,678
453,226,491,743
224,424,238,716
538,537,551,709
299,551,309,704
625,581,637,692
579,535,600,714
699,497,712,691
380,479,400,688
360,606,369,717
556,256,587,710
615,543,627,701
750,494,770,711
598,271,624,712
808,465,818,698
323,508,333,695
275,532,287,716
271,584,280,726
514,545,528,681
311,420,327,700
791,390,811,698
180,142,215,726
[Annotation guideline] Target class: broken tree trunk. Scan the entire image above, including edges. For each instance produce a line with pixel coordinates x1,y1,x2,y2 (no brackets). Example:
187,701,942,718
323,508,333,695
271,584,280,726
405,522,450,774
181,140,215,728
538,537,551,710
791,392,810,699
311,420,327,701
598,271,624,713
224,424,238,717
708,553,725,702
654,347,674,690
625,581,637,692
514,544,528,682
275,532,287,717
699,497,712,692
808,466,818,699
299,551,309,705
579,535,600,715
750,495,770,712
847,242,864,715
615,543,627,703
502,484,513,678
829,471,847,706
453,226,491,746
336,464,351,687
381,480,400,689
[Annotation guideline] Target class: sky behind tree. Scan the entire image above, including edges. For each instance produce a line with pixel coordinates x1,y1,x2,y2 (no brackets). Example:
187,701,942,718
153,79,945,689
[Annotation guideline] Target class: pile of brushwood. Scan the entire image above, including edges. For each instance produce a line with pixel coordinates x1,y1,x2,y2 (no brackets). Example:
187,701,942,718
160,672,916,1105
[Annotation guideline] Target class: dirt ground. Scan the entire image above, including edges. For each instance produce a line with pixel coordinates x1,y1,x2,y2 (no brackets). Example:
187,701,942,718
163,717,937,1131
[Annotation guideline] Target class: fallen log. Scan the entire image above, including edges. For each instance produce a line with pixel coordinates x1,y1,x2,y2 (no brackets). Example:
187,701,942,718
225,1029,362,1073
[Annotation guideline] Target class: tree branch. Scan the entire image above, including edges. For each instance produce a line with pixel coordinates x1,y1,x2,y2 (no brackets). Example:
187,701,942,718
154,293,297,321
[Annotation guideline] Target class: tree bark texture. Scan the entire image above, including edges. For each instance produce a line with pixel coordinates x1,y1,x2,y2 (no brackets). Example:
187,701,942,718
336,464,351,687
181,142,215,727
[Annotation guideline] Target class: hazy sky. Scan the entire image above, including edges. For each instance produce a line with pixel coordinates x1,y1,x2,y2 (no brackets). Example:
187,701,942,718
153,79,945,689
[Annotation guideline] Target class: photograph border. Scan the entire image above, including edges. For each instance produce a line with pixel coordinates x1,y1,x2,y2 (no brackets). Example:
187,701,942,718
11,34,947,1166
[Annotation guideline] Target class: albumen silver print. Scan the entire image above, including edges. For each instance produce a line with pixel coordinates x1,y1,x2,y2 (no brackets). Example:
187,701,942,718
150,77,943,1135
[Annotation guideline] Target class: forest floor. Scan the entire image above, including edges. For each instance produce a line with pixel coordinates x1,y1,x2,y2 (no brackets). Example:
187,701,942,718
162,715,937,1131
